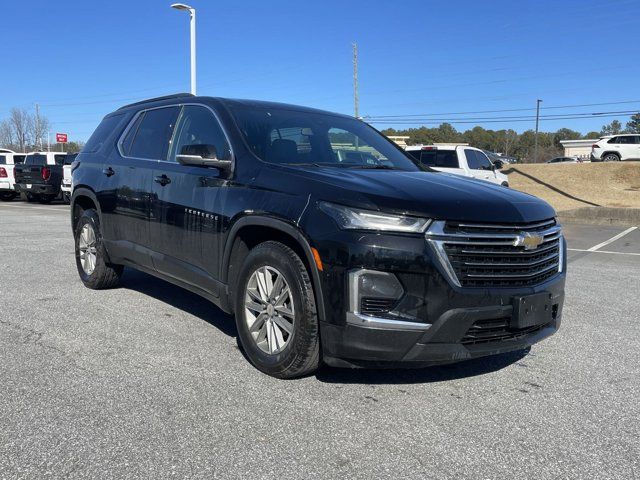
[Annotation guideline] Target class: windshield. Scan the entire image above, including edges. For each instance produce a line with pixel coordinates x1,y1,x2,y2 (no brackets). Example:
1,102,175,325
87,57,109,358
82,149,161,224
228,105,419,171
25,154,47,166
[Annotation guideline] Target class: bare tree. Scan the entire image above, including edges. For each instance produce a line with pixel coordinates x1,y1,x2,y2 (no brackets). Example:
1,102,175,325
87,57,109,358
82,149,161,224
10,108,32,152
30,114,50,151
0,120,15,150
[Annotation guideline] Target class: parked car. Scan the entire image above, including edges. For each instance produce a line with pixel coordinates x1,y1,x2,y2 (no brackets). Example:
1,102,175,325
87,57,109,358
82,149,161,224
14,152,67,203
591,134,640,162
0,151,26,201
71,94,565,378
405,145,510,187
545,156,581,164
61,153,78,204
483,150,509,169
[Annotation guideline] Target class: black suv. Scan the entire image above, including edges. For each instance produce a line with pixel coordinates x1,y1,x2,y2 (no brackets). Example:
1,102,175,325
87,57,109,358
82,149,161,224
71,94,566,378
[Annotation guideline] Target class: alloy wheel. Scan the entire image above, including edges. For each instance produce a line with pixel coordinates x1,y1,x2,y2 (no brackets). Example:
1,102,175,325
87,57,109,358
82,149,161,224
78,223,98,275
244,266,295,355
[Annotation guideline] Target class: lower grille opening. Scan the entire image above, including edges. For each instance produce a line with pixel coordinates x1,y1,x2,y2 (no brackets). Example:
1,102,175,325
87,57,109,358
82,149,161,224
461,317,551,345
360,297,398,315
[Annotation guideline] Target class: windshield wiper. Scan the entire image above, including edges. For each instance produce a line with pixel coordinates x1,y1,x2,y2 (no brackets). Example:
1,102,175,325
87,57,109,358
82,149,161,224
342,164,399,170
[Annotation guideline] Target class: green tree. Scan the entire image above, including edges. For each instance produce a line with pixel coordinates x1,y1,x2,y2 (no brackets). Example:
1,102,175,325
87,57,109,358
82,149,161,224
601,120,623,135
583,131,601,139
625,113,640,134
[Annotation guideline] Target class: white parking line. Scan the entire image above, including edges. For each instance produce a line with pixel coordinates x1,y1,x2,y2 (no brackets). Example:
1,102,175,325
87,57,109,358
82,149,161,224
568,248,640,256
586,226,638,252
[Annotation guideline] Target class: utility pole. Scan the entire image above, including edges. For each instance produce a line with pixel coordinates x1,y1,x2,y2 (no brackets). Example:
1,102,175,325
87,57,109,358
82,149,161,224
35,103,41,151
352,42,359,119
534,99,542,163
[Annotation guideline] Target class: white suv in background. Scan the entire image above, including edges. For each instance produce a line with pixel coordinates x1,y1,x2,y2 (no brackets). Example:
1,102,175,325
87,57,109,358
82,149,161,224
405,144,509,187
0,151,26,201
591,134,640,162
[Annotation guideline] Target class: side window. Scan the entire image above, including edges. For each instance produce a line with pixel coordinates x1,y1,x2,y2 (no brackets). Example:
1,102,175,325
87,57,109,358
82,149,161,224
0,155,5,165
474,151,494,170
465,149,479,169
54,154,67,166
13,155,25,164
83,113,125,154
608,137,619,144
121,113,144,156
405,150,422,162
435,150,459,168
617,136,635,144
169,105,231,162
127,107,180,160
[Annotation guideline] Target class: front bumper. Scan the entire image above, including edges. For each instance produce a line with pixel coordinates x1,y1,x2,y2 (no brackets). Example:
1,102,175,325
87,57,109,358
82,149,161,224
310,228,565,367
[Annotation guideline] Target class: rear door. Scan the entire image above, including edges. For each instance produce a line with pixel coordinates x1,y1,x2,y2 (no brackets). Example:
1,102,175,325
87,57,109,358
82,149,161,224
101,106,180,269
149,104,231,295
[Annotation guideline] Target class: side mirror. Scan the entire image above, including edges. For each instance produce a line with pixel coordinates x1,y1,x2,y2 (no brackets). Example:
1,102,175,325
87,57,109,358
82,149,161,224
493,161,503,170
176,144,232,170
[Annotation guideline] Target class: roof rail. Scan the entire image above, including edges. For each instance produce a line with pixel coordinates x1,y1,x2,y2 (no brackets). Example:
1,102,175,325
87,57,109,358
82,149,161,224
117,93,195,111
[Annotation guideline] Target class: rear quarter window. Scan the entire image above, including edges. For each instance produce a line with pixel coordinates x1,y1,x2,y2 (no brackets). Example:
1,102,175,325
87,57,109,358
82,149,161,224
420,150,459,168
83,113,126,154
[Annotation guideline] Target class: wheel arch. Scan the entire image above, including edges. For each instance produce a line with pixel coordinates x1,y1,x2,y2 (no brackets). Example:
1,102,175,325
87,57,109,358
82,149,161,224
70,186,101,232
601,151,621,161
222,215,326,323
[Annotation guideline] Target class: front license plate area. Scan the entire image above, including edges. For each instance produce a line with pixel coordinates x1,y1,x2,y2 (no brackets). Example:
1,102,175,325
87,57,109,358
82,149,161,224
511,292,553,329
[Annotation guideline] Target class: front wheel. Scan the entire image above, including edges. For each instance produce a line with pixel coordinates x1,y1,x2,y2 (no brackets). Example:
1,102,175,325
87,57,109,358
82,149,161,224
235,241,320,379
74,209,123,289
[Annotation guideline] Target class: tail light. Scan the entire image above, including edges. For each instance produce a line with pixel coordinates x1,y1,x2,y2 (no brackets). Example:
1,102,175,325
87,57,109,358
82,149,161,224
592,144,600,149
42,167,51,181
0,167,7,178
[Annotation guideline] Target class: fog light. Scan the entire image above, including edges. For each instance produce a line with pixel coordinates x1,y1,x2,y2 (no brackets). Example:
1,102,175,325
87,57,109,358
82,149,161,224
349,269,404,314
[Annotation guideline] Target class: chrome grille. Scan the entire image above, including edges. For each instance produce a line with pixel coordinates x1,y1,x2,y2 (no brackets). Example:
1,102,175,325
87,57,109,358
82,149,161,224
426,218,563,288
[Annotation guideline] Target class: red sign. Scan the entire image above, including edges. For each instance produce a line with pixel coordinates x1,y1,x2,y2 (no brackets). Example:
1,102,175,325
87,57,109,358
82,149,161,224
56,133,68,143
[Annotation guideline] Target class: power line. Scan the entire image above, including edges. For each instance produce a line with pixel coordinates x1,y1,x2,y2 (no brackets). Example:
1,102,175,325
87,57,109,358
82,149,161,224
367,112,636,125
364,100,640,119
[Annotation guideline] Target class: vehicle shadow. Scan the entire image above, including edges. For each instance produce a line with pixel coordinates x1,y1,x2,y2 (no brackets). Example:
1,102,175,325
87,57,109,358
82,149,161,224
119,267,237,337
315,348,530,385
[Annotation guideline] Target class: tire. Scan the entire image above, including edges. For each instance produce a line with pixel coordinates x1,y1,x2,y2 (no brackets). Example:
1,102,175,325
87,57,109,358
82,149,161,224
62,192,71,204
501,182,509,188
38,195,55,204
0,192,17,201
235,241,320,379
603,153,620,162
74,209,123,289
25,193,38,203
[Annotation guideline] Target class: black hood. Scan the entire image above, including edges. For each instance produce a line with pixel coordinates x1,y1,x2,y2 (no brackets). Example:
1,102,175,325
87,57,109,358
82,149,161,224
262,165,556,223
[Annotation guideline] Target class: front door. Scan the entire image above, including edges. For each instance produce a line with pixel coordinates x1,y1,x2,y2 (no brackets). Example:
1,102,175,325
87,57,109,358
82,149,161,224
150,104,232,297
465,149,499,184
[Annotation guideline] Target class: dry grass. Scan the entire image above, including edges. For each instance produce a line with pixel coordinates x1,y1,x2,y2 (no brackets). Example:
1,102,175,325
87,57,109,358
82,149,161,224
505,162,640,211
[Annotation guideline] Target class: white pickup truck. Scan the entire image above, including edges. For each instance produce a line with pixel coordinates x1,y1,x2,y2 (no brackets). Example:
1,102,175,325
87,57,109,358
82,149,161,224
61,153,78,204
0,150,27,201
405,144,509,187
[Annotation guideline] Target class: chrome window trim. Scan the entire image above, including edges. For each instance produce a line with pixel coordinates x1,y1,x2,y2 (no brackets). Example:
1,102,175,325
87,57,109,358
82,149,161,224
116,102,235,166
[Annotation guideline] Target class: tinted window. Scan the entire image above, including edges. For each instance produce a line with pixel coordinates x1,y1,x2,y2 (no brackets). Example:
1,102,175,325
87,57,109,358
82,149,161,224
120,113,144,156
618,136,637,144
13,155,25,164
228,104,419,171
419,150,459,168
24,154,47,166
169,106,231,162
127,107,180,160
64,153,78,165
0,155,5,165
54,154,67,165
466,150,493,170
83,113,125,153
405,150,421,162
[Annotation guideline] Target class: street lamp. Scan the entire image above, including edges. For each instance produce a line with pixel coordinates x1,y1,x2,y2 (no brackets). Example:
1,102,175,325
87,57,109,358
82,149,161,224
171,3,196,95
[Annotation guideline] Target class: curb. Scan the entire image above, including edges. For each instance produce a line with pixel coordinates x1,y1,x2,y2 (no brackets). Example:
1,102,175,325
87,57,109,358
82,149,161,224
558,207,640,226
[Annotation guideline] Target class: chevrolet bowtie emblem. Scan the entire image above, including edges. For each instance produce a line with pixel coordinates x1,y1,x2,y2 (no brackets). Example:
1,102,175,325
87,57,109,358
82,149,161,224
514,232,544,250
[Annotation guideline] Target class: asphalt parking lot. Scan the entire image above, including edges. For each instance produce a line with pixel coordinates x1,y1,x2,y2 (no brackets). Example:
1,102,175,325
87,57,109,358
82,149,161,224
1,202,638,479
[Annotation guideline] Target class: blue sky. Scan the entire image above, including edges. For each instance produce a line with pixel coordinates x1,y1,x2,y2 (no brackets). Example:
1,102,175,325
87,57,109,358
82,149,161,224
2,0,639,141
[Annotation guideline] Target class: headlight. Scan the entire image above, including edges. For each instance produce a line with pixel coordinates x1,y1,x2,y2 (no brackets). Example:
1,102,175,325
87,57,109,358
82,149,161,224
319,201,431,233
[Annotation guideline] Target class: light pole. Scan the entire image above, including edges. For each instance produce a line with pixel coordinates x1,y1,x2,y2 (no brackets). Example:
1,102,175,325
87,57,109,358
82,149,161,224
171,3,197,95
534,99,542,162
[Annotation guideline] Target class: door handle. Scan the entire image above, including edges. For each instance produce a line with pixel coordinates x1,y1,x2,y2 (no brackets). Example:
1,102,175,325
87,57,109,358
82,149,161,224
102,167,115,177
154,174,171,186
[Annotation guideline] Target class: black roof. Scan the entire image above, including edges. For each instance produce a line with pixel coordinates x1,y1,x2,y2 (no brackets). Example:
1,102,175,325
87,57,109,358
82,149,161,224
113,93,352,119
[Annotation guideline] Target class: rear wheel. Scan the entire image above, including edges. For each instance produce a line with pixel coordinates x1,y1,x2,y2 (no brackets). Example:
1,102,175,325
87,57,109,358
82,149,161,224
74,209,123,289
0,192,17,201
25,193,38,202
235,241,320,379
603,153,620,162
